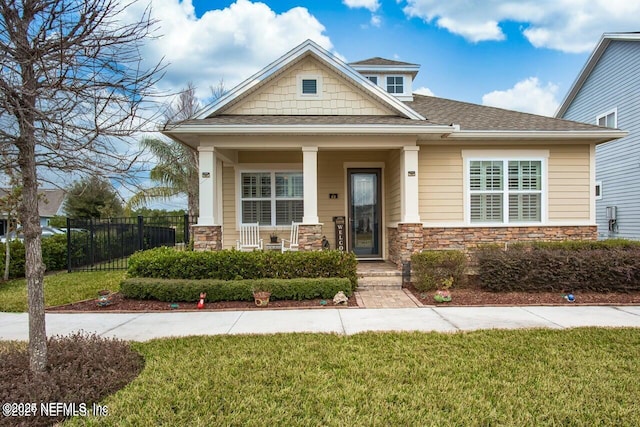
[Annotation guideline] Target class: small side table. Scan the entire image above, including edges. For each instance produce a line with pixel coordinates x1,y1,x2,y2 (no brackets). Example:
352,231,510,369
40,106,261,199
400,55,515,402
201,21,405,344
265,242,281,252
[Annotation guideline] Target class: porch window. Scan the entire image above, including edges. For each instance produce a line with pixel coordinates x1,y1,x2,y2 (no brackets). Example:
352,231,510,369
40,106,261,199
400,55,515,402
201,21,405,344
240,172,303,226
469,159,542,223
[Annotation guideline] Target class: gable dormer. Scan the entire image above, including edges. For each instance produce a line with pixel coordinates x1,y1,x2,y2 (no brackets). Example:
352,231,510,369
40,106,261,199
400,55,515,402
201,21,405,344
348,57,420,102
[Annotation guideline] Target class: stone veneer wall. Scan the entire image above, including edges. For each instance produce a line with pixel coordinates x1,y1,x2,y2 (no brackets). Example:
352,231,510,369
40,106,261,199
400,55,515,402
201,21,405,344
297,224,323,251
388,224,424,268
192,225,222,251
388,225,597,268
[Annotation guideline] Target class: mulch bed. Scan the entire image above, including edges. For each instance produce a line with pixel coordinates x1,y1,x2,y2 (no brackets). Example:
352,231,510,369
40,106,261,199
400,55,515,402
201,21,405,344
47,292,358,312
407,284,640,306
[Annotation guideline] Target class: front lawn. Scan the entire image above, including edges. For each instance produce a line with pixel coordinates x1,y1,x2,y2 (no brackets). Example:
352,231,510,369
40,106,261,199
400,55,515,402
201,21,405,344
62,328,640,426
0,271,125,312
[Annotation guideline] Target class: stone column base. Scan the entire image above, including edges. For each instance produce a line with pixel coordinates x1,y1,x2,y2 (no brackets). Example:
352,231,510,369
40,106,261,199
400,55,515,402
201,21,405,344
297,224,323,251
192,225,222,251
388,223,424,269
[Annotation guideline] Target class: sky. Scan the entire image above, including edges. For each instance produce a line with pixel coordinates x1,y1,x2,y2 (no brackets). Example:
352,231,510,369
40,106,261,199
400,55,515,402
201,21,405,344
6,0,639,211
126,0,640,117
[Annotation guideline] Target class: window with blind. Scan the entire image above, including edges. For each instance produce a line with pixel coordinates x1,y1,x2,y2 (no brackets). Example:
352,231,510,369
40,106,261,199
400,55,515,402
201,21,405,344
469,159,542,223
240,172,303,226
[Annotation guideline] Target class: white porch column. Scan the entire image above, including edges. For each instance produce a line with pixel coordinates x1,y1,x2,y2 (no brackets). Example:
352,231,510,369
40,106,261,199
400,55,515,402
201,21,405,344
401,146,421,223
302,146,319,224
197,147,219,225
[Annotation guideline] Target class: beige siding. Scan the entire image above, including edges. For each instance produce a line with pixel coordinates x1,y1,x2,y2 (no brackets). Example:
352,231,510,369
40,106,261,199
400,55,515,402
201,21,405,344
225,56,394,116
385,149,401,223
548,145,590,220
222,166,238,248
419,146,464,222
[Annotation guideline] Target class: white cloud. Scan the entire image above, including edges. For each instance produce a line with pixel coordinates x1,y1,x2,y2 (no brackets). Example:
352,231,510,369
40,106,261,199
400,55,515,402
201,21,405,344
343,0,381,12
122,0,335,99
481,77,559,116
402,0,640,52
370,14,382,27
414,86,435,96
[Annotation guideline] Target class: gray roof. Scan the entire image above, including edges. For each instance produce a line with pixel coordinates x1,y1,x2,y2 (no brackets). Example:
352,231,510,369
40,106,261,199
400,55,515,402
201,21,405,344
407,95,604,131
181,94,605,132
349,57,419,67
0,188,66,218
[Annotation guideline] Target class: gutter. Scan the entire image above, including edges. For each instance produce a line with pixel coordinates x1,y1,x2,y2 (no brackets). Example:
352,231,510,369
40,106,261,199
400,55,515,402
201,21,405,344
443,129,628,140
164,124,457,135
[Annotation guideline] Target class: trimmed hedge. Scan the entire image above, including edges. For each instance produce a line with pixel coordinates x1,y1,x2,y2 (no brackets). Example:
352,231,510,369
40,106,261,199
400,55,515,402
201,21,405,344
120,277,352,302
1,234,68,279
476,241,640,292
127,248,358,290
411,250,467,291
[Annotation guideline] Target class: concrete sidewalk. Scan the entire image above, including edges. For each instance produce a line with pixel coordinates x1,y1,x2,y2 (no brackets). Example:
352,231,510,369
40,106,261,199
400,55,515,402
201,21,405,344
2,306,640,341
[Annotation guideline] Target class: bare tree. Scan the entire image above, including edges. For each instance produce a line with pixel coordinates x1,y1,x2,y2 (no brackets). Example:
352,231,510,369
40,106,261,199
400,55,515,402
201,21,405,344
0,0,164,372
129,81,225,218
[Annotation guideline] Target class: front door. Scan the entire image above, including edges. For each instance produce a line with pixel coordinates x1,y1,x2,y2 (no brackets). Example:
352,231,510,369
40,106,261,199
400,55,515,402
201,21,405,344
348,169,382,258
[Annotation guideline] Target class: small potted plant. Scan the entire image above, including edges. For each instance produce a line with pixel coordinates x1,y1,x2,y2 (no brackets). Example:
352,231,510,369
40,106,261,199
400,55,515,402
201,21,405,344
433,276,453,303
269,231,278,244
252,283,272,307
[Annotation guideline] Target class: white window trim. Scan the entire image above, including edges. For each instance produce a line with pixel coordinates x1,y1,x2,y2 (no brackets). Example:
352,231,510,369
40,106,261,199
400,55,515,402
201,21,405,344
595,180,603,200
296,74,322,99
596,108,617,128
462,150,549,226
235,164,303,228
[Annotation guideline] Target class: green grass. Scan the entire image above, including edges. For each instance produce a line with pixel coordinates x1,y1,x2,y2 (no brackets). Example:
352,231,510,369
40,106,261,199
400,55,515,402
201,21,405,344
63,328,640,426
0,271,125,312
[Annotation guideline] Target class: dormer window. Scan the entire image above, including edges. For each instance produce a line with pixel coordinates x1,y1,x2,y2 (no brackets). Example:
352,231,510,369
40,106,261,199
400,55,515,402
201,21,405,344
366,76,378,85
297,74,322,99
386,76,404,94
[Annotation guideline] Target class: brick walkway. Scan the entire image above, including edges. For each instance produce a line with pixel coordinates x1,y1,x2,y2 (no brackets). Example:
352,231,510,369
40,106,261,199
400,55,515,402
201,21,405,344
355,289,422,308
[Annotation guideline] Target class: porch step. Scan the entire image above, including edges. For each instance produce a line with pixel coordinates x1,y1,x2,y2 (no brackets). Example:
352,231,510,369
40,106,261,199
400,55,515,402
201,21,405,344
357,270,403,290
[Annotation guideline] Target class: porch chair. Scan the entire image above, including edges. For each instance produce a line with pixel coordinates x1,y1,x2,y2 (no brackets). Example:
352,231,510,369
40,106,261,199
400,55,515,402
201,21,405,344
236,223,263,251
281,222,300,252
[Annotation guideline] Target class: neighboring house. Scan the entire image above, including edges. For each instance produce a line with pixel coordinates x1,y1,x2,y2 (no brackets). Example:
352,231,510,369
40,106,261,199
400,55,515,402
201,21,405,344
556,32,640,239
0,188,67,235
164,40,624,267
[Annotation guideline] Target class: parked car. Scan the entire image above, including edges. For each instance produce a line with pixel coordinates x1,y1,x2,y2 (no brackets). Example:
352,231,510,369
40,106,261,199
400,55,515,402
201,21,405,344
0,226,65,243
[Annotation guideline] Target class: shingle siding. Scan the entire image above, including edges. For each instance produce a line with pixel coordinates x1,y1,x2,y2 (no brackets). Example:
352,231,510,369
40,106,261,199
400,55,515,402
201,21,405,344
562,40,640,239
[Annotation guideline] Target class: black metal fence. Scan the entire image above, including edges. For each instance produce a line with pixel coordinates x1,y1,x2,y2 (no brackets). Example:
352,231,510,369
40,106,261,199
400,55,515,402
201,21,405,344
67,215,195,272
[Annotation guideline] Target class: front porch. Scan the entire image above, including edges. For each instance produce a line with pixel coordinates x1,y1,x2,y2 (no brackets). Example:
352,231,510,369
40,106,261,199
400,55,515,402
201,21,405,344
193,142,424,267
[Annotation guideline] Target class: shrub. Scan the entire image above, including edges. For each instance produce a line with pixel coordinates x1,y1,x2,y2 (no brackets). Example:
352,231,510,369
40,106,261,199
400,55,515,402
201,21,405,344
0,239,26,279
120,277,352,302
127,248,358,290
476,242,640,292
0,332,143,427
41,234,67,272
411,250,467,292
1,234,68,279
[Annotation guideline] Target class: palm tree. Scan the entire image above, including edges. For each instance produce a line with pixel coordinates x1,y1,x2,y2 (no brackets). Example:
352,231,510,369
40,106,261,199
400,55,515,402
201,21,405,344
127,81,225,218
128,137,199,218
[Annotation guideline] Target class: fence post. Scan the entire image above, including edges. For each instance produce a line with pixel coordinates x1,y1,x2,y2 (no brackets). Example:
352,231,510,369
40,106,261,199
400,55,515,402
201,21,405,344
66,217,72,273
184,214,190,245
137,215,144,251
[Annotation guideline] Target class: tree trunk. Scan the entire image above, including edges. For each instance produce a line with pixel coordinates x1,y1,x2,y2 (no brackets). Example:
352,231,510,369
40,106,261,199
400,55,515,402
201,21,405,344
3,217,10,281
19,141,47,372
16,33,47,371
